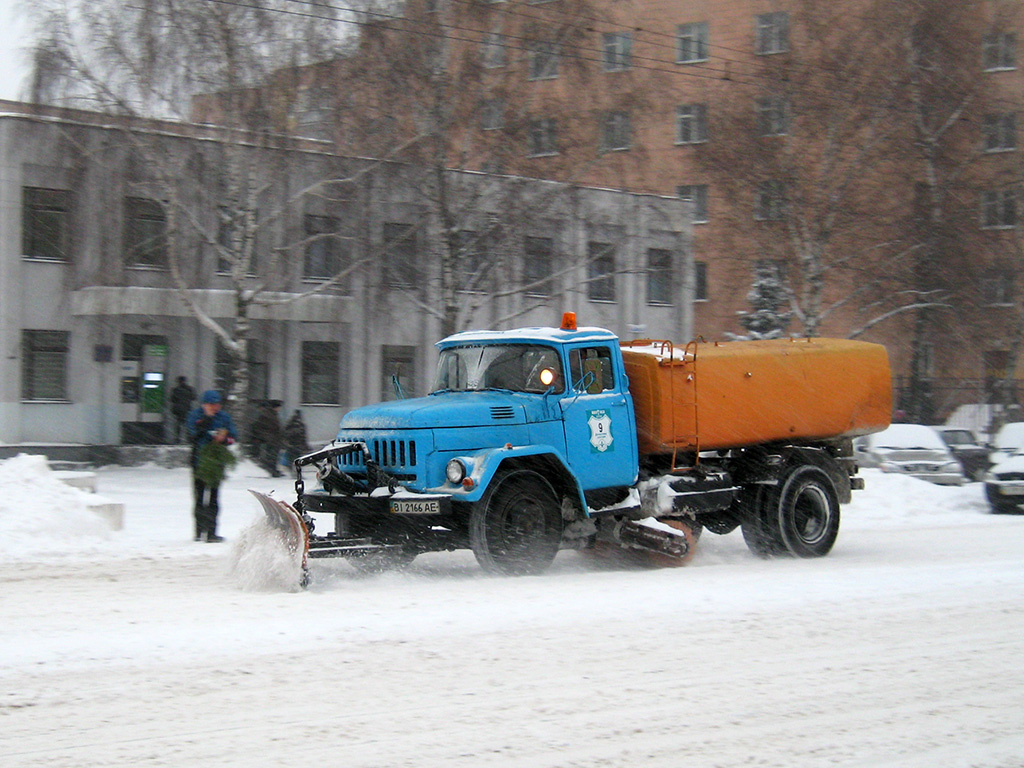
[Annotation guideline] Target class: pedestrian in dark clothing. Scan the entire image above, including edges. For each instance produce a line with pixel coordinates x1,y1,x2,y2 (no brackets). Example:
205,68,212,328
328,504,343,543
170,376,196,443
251,399,284,477
186,390,238,542
283,409,311,468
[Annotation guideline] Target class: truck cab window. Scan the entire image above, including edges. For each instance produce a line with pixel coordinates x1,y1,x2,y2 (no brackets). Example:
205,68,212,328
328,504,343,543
432,344,564,394
569,346,615,393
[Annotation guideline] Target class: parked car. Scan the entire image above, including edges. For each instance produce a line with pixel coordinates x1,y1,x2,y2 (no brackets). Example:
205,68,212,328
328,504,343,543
854,423,965,486
984,449,1024,514
933,426,990,481
987,421,1024,466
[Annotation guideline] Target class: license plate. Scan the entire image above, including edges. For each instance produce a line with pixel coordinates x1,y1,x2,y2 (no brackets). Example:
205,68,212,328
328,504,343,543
1000,485,1024,496
390,498,441,514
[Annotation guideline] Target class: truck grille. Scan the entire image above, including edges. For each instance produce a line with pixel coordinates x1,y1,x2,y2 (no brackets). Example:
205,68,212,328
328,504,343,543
337,439,418,469
490,406,516,420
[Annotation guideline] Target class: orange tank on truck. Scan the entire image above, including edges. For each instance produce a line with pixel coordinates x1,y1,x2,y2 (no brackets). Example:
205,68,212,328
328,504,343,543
622,337,893,455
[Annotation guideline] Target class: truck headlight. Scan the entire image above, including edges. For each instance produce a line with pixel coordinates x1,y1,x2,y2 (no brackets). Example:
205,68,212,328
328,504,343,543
446,459,467,485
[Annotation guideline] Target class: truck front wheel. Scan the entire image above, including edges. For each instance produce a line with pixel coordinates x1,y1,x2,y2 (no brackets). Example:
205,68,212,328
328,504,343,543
470,471,563,576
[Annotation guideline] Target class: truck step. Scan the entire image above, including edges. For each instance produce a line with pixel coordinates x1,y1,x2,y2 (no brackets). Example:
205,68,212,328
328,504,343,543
615,519,691,559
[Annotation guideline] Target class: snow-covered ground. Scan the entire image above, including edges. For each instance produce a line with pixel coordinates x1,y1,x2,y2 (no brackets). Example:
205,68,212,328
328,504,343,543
2,455,1023,767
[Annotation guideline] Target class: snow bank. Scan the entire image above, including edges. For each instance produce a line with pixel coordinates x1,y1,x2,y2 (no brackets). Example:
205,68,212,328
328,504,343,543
0,454,114,558
845,468,991,529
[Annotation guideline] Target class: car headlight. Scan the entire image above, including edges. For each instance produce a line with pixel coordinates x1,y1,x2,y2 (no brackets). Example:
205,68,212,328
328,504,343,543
446,459,467,485
879,461,899,473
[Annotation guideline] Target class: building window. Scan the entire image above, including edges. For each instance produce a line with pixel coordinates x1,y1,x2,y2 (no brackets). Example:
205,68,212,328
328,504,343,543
601,111,631,151
587,241,616,302
756,12,789,55
983,32,1016,71
757,96,790,136
603,32,632,71
983,113,1016,152
524,236,554,297
480,98,505,130
303,214,341,279
675,103,708,144
381,345,416,401
982,270,1015,305
677,184,709,223
529,40,559,80
22,330,69,401
755,181,787,221
383,222,418,287
677,22,709,63
455,230,489,292
482,31,507,69
301,341,340,404
124,197,167,268
694,260,708,301
528,118,558,156
647,248,673,306
981,189,1019,228
22,187,71,261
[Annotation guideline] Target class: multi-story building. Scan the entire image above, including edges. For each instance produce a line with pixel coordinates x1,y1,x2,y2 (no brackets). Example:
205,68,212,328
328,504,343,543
0,100,690,446
274,0,1024,422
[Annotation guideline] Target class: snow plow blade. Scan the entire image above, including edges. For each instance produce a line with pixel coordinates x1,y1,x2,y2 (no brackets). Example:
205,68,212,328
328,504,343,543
248,490,310,576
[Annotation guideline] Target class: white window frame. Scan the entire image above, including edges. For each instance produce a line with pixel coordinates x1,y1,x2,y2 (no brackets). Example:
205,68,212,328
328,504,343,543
528,118,558,157
529,40,560,80
603,32,632,72
677,184,709,223
983,32,1016,72
757,96,790,136
601,111,631,151
675,103,708,144
983,112,1016,152
756,12,789,55
981,189,1019,229
755,181,787,221
481,31,507,69
676,22,709,64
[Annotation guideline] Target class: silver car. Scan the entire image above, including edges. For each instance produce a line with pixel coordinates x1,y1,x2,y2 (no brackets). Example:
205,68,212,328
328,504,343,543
854,424,965,486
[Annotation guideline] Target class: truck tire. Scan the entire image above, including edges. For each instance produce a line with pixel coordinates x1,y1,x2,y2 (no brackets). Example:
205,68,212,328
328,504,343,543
739,486,786,558
470,470,563,576
773,465,840,557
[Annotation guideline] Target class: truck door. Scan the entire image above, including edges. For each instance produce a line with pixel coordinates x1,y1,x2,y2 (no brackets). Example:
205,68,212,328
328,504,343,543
560,344,638,490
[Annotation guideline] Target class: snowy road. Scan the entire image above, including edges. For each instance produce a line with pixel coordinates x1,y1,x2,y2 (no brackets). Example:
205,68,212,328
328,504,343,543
2,463,1024,767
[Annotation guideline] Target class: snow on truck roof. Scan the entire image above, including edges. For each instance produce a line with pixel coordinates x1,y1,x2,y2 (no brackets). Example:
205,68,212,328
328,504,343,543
437,325,618,347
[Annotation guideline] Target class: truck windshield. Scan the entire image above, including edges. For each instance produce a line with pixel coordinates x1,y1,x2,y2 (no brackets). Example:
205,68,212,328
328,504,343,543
432,344,565,394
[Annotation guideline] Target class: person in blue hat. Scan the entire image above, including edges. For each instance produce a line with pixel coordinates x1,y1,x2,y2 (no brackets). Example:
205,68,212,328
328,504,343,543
185,389,238,542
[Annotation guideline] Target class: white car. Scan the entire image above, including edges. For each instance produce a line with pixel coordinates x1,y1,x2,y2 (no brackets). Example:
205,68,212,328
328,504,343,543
854,423,965,486
987,421,1024,466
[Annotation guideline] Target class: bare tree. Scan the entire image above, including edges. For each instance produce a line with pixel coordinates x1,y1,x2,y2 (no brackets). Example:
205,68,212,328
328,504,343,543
327,0,669,336
28,0,356,425
698,0,924,341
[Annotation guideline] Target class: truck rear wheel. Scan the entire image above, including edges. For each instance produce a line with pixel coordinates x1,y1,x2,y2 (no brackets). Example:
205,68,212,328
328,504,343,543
470,471,563,575
739,486,785,558
741,465,840,558
774,465,840,557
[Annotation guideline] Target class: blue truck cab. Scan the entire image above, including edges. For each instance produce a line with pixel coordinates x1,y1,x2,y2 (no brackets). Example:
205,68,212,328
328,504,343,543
296,318,646,574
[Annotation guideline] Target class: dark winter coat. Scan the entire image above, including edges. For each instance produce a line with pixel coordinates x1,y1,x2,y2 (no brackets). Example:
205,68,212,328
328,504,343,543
186,407,238,470
250,403,283,447
170,383,197,417
283,411,310,459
